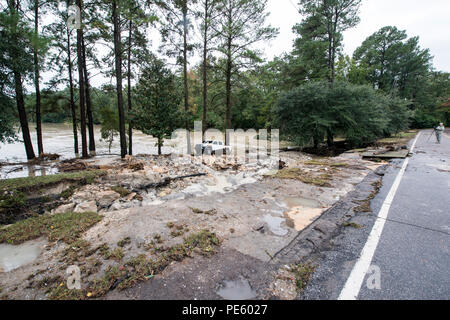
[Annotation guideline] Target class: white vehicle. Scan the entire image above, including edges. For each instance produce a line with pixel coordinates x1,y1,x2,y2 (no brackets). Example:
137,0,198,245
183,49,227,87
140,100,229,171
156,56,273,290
195,140,232,155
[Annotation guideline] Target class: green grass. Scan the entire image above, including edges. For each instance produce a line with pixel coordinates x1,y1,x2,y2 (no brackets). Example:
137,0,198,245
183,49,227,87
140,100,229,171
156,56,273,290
117,237,131,247
0,211,103,245
45,230,221,300
290,262,316,292
49,286,86,300
60,186,79,200
0,170,106,193
61,239,92,264
273,168,333,187
304,160,349,167
183,230,220,256
190,207,217,215
342,221,364,229
85,230,221,299
299,174,333,187
377,130,418,144
111,186,131,198
353,200,371,213
0,190,26,210
272,168,303,180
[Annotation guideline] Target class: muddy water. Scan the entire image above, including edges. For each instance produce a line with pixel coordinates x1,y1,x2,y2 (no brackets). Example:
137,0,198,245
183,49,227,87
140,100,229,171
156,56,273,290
262,214,288,236
142,170,261,206
282,196,328,231
0,123,175,179
283,197,322,209
216,278,257,300
0,123,174,163
0,123,273,179
0,238,47,272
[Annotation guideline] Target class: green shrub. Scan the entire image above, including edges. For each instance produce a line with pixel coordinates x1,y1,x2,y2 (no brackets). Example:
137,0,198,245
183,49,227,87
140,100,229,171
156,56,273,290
274,81,410,148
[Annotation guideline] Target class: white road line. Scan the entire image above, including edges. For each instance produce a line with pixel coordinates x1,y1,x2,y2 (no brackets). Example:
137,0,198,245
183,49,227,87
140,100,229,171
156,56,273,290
338,132,421,300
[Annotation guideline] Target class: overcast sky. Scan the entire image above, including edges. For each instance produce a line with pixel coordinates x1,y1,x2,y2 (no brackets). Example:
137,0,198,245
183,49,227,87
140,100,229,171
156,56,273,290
265,0,450,72
43,0,450,88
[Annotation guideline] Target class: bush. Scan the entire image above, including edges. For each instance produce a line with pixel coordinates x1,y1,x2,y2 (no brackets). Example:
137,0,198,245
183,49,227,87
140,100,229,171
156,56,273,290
274,81,410,148
273,81,332,148
411,108,441,129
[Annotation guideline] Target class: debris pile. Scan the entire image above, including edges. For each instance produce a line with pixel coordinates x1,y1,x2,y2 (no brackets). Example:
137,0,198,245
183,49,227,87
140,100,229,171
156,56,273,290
58,159,89,172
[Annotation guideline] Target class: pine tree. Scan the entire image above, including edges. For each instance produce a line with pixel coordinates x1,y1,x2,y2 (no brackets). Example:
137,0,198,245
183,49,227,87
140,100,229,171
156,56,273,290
295,0,361,83
1,0,37,160
157,0,196,153
214,0,277,143
195,0,221,134
76,0,88,158
122,0,154,155
134,58,182,155
32,0,44,155
46,0,79,157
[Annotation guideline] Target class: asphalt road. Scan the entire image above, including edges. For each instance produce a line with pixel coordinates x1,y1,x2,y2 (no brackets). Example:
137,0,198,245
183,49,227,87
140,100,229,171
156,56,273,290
303,130,450,300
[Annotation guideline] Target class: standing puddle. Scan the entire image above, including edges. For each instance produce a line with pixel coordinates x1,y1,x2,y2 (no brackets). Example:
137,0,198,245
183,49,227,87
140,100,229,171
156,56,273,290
282,197,328,231
0,238,47,272
1,164,59,179
283,197,322,209
216,278,257,300
262,215,288,236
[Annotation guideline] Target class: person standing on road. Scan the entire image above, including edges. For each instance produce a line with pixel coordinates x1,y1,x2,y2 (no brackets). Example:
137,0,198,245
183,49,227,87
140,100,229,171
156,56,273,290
435,123,445,144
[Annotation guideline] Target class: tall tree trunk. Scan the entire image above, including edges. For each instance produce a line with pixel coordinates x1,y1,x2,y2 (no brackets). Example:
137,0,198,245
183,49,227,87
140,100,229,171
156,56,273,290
182,4,191,154
113,0,127,158
8,0,35,160
224,5,233,146
14,72,36,160
225,36,232,145
76,0,88,158
82,34,95,155
327,129,334,147
327,22,333,83
67,27,79,157
34,0,43,155
330,8,338,84
202,0,209,135
313,135,319,150
127,20,133,156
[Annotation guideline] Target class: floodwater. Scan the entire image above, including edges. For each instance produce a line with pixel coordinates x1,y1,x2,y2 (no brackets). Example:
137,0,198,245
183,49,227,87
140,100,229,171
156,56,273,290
262,214,288,236
0,238,47,272
142,170,261,206
216,277,257,300
0,123,174,163
0,123,274,179
0,123,175,179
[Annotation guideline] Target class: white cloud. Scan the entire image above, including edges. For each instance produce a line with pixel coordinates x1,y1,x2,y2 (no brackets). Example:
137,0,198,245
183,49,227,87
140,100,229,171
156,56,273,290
265,0,450,72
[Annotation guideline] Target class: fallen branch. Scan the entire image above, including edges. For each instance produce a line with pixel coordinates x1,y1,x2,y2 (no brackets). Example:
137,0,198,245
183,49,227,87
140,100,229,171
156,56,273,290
133,173,207,192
